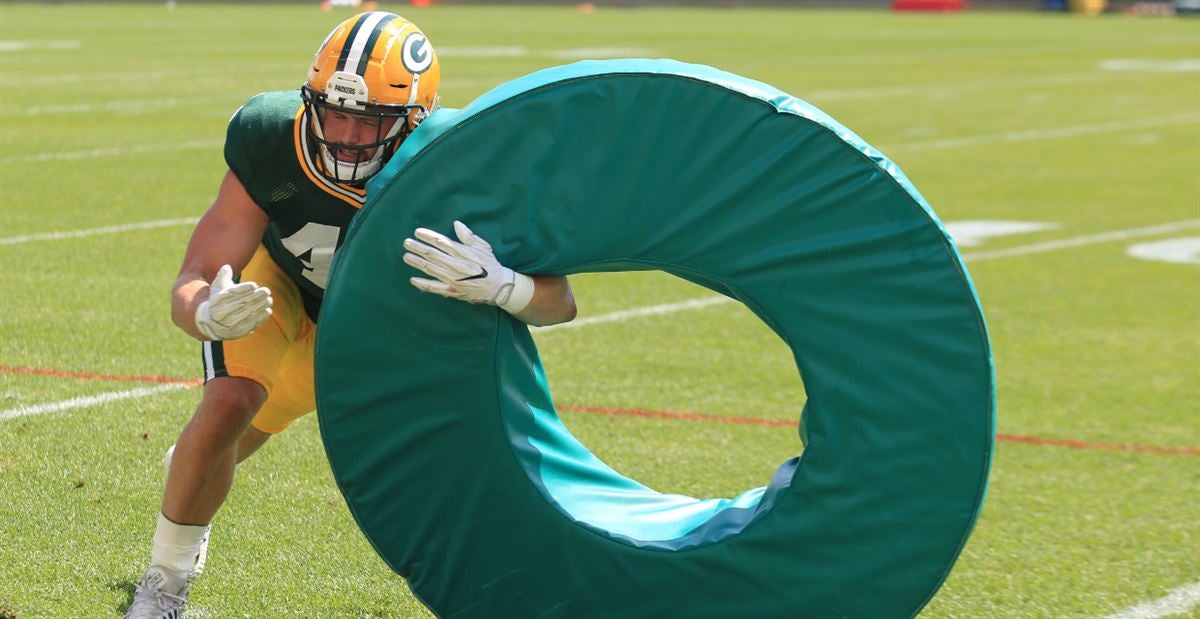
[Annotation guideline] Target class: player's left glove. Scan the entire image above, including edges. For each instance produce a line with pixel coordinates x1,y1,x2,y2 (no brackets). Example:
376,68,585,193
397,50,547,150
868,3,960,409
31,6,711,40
403,221,534,313
193,264,273,341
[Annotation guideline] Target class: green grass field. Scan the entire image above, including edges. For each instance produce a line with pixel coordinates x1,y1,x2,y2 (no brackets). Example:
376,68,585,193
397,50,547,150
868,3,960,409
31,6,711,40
1,3,1198,617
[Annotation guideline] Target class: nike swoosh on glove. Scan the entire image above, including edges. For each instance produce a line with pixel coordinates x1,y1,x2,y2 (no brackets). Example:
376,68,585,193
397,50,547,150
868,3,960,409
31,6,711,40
194,264,273,341
402,220,534,313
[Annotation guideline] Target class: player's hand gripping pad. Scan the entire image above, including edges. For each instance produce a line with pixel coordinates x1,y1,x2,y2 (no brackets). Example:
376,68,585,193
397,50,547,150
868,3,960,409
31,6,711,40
316,60,995,618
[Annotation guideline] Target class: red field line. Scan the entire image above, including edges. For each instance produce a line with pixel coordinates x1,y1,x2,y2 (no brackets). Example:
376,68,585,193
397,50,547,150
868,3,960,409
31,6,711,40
559,405,1200,456
4,365,1195,456
0,365,202,386
560,404,796,427
994,432,1200,457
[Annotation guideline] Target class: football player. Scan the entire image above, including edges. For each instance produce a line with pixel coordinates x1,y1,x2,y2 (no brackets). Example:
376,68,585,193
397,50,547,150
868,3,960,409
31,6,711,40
125,12,576,618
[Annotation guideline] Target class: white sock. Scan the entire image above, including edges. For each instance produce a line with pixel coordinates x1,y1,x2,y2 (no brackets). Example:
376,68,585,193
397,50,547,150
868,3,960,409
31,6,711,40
150,512,206,590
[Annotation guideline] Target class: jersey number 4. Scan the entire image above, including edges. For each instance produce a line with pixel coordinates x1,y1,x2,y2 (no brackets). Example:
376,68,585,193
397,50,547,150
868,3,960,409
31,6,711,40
281,222,340,289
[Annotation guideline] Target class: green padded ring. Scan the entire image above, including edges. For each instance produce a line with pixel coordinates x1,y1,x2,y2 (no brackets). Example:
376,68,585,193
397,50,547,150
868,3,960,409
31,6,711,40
316,59,995,618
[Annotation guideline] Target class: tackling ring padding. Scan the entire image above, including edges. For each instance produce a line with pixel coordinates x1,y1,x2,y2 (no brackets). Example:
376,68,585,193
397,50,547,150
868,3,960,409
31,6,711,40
316,59,994,618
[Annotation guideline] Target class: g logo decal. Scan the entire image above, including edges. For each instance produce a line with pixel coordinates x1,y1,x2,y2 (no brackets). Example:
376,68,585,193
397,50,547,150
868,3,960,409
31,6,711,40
402,32,433,74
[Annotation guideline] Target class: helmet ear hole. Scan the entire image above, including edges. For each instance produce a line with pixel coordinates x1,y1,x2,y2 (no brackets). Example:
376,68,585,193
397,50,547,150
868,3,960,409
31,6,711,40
407,107,427,131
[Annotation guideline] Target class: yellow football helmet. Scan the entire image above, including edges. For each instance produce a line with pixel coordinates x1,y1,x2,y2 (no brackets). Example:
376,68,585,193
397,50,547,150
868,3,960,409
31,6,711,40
301,11,441,184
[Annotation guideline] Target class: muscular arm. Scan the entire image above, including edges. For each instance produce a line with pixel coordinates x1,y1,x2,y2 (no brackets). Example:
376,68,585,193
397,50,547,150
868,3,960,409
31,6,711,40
509,275,576,328
172,170,270,340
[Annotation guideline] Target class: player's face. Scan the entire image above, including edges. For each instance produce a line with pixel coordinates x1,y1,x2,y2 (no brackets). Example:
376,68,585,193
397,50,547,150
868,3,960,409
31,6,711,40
320,109,400,162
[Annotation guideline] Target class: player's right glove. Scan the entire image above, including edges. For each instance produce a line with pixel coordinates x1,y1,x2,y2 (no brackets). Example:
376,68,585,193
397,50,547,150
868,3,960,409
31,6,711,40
194,264,273,341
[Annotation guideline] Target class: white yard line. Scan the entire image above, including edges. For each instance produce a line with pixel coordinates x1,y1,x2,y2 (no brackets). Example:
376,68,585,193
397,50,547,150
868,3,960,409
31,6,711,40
535,296,733,332
883,114,1199,152
547,48,657,59
0,384,192,421
437,46,530,57
6,79,491,116
0,217,199,246
1102,582,1200,619
0,71,1161,119
961,220,1200,261
12,111,1194,165
12,96,233,117
1,140,222,164
0,218,1191,416
536,220,1200,333
0,296,730,417
1099,59,1200,73
3,63,302,85
807,70,1173,102
2,220,1194,422
0,39,80,52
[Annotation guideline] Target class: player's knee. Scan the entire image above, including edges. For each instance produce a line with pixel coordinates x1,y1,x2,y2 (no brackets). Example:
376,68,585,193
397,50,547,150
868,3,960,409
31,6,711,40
195,377,267,429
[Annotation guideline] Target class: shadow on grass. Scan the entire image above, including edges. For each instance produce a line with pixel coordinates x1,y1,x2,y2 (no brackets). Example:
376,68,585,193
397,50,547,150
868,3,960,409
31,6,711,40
107,579,137,615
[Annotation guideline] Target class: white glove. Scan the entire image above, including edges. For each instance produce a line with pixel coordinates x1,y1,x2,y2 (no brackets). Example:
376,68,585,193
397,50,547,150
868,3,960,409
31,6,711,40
194,264,273,341
403,221,534,313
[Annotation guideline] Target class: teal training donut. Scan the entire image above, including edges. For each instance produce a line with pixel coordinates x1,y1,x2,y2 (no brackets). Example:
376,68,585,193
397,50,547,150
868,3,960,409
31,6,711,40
316,59,994,618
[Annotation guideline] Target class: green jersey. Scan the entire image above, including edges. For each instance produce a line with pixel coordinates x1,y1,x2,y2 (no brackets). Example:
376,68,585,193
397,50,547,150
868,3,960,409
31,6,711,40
223,90,367,320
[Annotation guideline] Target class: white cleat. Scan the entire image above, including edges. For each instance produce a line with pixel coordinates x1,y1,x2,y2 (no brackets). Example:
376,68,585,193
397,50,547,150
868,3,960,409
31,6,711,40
125,566,189,619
